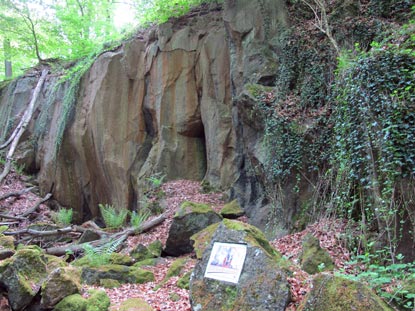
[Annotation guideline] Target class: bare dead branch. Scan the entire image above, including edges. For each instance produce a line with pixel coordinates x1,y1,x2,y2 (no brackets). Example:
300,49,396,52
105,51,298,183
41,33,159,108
45,213,166,256
0,69,48,183
0,186,35,201
21,193,52,217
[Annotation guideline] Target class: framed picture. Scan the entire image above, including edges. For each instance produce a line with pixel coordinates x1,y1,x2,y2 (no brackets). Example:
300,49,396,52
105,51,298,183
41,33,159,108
204,242,247,284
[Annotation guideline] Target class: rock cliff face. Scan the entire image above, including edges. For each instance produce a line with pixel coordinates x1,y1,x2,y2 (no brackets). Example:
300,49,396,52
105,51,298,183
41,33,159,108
0,0,288,229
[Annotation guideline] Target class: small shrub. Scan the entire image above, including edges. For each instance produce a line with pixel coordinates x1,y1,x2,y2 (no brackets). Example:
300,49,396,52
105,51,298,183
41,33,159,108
51,208,73,226
98,204,128,229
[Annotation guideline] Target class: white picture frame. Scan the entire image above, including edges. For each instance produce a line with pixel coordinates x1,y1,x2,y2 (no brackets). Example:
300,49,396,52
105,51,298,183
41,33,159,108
204,242,247,284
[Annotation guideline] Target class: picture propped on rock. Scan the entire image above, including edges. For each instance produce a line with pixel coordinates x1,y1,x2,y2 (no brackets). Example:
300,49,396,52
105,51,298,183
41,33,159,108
204,242,247,284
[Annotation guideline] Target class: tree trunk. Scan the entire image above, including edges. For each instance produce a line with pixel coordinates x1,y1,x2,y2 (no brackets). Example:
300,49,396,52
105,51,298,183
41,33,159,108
3,38,12,78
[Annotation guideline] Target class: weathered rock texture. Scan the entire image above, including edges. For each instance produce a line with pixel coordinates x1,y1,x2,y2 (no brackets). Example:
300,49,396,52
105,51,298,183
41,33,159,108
298,273,393,311
0,0,289,230
190,219,291,311
164,201,223,256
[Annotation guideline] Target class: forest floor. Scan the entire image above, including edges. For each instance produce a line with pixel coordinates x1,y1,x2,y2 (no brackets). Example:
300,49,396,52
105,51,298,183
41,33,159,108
0,170,355,311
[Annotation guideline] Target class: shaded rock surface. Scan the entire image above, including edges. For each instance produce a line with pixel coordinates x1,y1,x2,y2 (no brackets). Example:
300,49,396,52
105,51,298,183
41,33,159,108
40,266,81,309
0,247,50,310
189,219,291,311
300,234,334,274
164,201,222,256
81,264,154,285
0,0,290,235
219,200,244,219
298,273,393,311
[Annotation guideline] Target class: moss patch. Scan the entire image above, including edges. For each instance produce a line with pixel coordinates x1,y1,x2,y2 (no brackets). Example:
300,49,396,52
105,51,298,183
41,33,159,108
114,298,154,311
0,235,15,250
100,278,121,288
109,253,133,266
175,201,215,217
177,271,191,289
300,234,334,274
128,267,155,284
86,289,110,311
154,257,187,290
220,200,244,219
133,258,158,268
190,222,221,259
147,240,163,257
53,294,87,311
298,274,393,311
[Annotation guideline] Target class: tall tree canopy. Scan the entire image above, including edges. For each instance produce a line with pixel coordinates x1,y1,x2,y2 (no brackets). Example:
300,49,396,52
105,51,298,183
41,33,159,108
0,0,220,80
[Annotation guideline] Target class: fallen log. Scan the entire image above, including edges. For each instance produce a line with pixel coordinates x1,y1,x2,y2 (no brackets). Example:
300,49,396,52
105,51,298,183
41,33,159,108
45,213,166,256
0,187,35,201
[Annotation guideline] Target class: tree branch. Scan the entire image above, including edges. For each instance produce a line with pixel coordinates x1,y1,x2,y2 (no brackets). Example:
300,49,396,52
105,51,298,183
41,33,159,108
0,186,35,201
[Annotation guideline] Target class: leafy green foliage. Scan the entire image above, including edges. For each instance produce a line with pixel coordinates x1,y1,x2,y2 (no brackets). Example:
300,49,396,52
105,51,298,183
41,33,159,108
130,210,150,229
82,238,124,267
0,0,121,80
340,253,415,309
136,0,222,25
329,25,415,259
51,208,73,226
99,204,129,229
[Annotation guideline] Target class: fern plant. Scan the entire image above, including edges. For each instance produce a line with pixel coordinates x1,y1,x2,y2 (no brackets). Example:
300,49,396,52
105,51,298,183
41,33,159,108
98,204,129,229
82,238,124,267
130,210,151,229
51,208,73,226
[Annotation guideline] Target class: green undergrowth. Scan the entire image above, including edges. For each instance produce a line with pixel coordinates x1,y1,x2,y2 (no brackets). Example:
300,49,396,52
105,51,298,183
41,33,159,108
339,253,415,309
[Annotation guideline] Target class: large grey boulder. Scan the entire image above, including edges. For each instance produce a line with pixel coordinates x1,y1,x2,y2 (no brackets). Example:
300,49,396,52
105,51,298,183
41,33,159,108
164,201,222,256
190,219,291,311
40,266,81,309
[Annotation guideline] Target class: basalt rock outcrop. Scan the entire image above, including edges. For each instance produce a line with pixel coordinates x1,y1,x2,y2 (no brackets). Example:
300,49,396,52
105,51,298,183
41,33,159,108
0,0,289,232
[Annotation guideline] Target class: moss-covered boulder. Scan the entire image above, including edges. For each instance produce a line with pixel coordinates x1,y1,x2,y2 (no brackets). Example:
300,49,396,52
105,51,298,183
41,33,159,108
220,200,245,219
147,240,163,257
111,298,154,311
40,266,81,309
190,219,291,311
0,234,15,250
298,273,393,311
109,252,134,266
53,293,87,311
164,201,222,256
130,244,154,262
300,234,334,274
53,290,110,311
81,264,154,285
86,289,111,311
0,247,49,310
